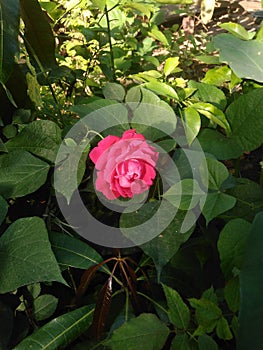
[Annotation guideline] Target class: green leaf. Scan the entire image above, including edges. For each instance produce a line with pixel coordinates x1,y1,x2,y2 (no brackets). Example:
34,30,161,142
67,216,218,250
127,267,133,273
171,334,191,350
14,305,94,350
182,107,201,145
104,313,169,350
120,201,195,278
0,150,49,198
0,195,8,225
224,277,240,313
27,283,41,299
163,179,205,210
191,102,230,134
162,284,190,329
3,124,17,139
149,25,169,46
0,217,65,293
213,34,263,82
217,218,251,280
225,178,263,221
164,57,180,77
20,0,57,72
189,298,222,333
6,120,62,163
216,317,232,340
188,81,227,109
200,157,229,190
226,89,263,151
202,66,231,86
144,81,179,100
54,138,90,204
0,137,8,153
198,334,218,350
102,82,126,102
131,88,177,140
201,192,236,224
49,231,103,270
219,22,255,40
198,129,243,160
0,0,20,84
238,213,263,350
33,294,58,321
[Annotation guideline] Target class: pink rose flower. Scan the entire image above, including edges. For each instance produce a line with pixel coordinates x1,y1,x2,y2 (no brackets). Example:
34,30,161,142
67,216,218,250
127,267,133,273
89,129,159,200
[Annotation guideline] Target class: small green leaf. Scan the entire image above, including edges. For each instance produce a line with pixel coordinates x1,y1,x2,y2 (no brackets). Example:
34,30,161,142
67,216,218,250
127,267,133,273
27,283,41,299
217,218,251,279
0,217,66,293
104,313,169,350
219,22,255,40
238,213,263,350
102,82,126,102
6,120,62,163
201,192,236,224
14,305,94,350
162,284,190,329
149,25,169,46
0,195,8,225
188,80,227,109
49,231,103,270
182,107,201,145
0,150,49,198
163,179,205,210
191,102,230,134
200,157,229,190
144,81,179,100
202,66,231,86
164,57,180,77
198,334,218,350
189,298,222,333
216,317,233,340
33,294,58,321
2,124,17,139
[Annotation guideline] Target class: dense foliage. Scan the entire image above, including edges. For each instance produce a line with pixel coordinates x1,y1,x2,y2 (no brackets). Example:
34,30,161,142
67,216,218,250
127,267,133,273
0,0,263,349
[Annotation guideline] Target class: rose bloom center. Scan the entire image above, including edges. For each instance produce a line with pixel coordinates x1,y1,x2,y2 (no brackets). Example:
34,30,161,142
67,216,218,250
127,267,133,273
115,159,143,188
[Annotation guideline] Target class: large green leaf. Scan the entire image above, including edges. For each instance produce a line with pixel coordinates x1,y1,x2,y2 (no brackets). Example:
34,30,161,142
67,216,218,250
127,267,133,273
0,150,49,198
238,213,263,350
213,34,263,82
198,129,243,160
14,305,94,350
0,195,8,225
226,89,263,151
49,231,103,270
0,0,20,84
6,120,62,163
104,313,169,350
200,157,229,190
20,0,57,72
102,82,126,102
120,201,195,277
54,138,90,204
198,334,218,350
182,107,201,145
162,284,190,329
171,334,191,350
0,217,65,293
217,218,251,280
